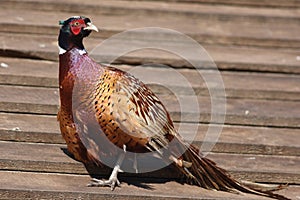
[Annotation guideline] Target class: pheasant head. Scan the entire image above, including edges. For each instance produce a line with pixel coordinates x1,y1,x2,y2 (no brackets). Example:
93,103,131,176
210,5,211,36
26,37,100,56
58,16,98,54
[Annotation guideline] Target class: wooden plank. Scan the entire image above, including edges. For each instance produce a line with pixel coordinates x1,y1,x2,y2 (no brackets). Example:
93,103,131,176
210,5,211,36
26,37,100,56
0,58,57,87
0,141,299,184
1,85,300,127
1,58,300,101
2,171,295,200
1,113,299,156
1,8,299,49
0,85,59,114
0,113,62,144
2,0,300,24
180,124,300,156
119,0,300,8
1,33,300,74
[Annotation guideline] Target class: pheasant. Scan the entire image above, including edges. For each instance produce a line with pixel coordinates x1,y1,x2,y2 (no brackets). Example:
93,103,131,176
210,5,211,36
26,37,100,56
57,16,289,200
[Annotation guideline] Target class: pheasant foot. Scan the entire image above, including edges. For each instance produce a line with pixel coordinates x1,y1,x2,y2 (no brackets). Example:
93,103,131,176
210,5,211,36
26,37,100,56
87,165,122,190
87,145,126,190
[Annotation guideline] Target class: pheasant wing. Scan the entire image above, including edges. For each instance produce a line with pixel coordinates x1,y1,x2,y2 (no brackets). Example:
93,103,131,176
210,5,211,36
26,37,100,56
98,67,177,153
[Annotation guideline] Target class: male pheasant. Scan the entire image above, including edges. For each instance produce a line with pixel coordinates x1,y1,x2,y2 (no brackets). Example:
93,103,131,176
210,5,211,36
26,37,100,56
57,16,289,200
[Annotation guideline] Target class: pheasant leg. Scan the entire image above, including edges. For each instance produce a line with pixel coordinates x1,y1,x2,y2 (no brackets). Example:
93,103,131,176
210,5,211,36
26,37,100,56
88,145,126,190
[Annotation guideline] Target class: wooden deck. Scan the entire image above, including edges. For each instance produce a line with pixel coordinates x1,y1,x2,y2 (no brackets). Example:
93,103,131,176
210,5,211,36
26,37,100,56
0,0,299,199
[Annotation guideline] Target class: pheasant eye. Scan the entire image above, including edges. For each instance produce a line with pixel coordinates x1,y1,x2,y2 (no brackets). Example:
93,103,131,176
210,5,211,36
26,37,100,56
73,22,80,26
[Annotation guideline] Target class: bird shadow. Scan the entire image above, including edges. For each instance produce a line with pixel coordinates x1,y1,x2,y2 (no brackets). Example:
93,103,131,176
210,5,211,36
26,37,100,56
60,147,185,190
84,163,184,190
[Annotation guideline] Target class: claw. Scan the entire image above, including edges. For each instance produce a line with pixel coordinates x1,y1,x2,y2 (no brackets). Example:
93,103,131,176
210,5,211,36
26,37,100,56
87,146,126,190
88,177,121,190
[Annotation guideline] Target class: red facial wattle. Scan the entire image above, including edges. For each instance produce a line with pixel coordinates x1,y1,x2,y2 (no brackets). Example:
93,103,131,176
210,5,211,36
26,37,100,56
70,19,86,35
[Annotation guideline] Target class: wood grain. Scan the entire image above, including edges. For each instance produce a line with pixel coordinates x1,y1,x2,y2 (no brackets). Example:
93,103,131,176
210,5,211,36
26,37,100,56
1,113,299,156
1,85,300,127
1,32,300,73
120,0,300,8
2,171,297,200
0,6,299,49
0,141,298,184
0,0,299,199
2,0,300,24
1,57,300,101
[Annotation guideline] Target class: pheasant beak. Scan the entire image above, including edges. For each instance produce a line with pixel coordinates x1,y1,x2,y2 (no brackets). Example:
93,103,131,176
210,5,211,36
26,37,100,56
84,22,99,32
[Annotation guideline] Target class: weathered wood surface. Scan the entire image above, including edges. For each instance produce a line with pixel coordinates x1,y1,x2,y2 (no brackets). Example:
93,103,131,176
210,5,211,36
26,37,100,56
2,0,300,23
119,0,300,8
1,113,299,156
1,32,300,74
1,57,300,101
1,171,298,200
0,140,299,184
1,6,300,49
0,0,299,199
1,84,300,127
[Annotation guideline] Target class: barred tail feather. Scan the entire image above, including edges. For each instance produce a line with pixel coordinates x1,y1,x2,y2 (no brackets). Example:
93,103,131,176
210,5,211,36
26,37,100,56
179,143,290,200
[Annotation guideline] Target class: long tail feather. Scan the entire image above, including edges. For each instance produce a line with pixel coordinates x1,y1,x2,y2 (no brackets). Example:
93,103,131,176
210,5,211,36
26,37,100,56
177,143,290,200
